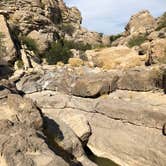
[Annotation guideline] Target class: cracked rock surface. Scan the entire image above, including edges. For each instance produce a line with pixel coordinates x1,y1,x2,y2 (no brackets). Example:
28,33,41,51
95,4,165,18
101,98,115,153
25,81,166,166
0,84,70,166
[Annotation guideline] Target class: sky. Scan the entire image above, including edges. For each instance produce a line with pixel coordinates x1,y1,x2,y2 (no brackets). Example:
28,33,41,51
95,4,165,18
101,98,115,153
64,0,166,35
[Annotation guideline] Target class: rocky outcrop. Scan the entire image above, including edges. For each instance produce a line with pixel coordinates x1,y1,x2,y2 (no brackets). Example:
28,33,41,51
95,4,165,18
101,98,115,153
125,10,156,36
0,14,16,63
16,64,165,96
25,86,166,166
117,66,163,91
0,83,70,166
85,46,146,70
71,72,118,97
14,64,166,166
0,0,108,55
1,1,166,166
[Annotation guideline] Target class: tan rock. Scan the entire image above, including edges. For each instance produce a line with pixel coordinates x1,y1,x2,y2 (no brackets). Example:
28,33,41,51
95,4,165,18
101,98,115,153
71,72,118,97
125,10,156,35
87,90,166,166
148,31,159,40
118,66,163,91
102,35,111,46
86,46,146,70
0,14,16,62
28,30,54,54
151,38,166,62
26,91,91,142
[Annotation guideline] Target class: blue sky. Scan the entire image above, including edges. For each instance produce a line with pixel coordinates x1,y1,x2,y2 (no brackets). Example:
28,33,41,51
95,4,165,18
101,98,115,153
64,0,166,35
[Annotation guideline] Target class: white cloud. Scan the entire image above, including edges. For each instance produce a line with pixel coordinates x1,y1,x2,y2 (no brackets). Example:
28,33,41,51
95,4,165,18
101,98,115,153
65,0,166,34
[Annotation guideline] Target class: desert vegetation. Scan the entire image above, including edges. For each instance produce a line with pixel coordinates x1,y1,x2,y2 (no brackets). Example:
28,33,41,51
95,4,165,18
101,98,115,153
110,33,122,43
44,39,92,65
61,23,75,36
127,34,147,47
44,40,72,65
156,12,166,31
21,36,39,54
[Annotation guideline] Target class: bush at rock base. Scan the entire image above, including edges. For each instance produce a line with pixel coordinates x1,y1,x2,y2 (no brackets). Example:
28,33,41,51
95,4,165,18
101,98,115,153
156,13,166,31
110,34,122,43
61,23,75,36
45,40,72,65
64,40,92,51
16,59,24,69
21,36,39,54
128,34,147,48
44,39,93,65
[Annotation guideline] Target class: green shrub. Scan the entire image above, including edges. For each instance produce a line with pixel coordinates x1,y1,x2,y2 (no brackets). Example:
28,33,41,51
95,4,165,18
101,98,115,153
127,34,147,48
45,40,72,65
44,39,92,65
17,59,24,69
21,36,39,54
110,34,122,42
64,40,92,51
61,23,75,36
156,13,166,31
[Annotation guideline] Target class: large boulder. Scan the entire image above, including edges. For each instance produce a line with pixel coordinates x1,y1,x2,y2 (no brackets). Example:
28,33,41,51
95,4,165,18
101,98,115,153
26,91,92,142
151,39,166,62
27,30,55,54
16,68,78,94
44,116,96,166
85,46,146,70
71,72,119,97
0,84,69,166
118,66,164,91
87,90,166,166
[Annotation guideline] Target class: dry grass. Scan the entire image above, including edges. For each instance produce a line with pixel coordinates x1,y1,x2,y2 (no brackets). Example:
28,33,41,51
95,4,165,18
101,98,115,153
68,58,84,67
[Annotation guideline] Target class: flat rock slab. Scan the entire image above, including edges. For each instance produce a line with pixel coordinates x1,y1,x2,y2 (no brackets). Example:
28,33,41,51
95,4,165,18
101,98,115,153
26,90,166,166
87,113,166,166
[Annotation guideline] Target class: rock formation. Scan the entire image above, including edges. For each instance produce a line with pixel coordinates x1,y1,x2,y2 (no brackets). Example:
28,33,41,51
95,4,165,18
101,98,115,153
0,0,166,166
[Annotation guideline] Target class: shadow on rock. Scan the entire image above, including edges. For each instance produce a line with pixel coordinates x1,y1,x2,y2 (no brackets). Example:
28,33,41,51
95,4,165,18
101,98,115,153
43,116,83,166
0,65,13,79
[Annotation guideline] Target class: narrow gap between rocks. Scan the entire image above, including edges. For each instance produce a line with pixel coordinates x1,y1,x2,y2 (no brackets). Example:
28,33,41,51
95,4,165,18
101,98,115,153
84,146,119,166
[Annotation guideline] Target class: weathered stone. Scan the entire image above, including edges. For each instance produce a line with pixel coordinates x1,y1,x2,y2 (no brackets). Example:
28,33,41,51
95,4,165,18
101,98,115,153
71,72,119,97
16,74,42,94
26,91,91,142
44,116,96,166
0,15,16,63
28,30,54,54
0,85,69,166
151,39,166,61
85,46,146,70
118,66,163,91
125,10,156,35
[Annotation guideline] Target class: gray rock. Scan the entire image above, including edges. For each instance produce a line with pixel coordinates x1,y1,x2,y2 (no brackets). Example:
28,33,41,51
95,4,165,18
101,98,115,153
25,83,166,166
44,116,96,166
118,66,163,91
71,72,119,97
26,91,91,142
0,85,69,166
